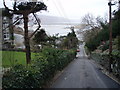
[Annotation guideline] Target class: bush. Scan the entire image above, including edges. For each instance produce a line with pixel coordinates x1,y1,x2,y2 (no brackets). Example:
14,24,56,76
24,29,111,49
102,41,109,51
2,48,76,88
85,28,109,52
91,51,120,79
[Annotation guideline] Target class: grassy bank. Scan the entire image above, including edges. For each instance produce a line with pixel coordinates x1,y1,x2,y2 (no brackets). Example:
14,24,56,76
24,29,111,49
1,51,36,67
2,48,77,88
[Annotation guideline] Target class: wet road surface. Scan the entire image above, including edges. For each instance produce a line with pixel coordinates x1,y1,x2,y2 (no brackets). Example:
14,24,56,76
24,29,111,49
51,45,120,88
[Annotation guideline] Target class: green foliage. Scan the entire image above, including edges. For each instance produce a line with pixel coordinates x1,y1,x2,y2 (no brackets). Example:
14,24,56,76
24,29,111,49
33,29,48,44
112,49,120,57
2,51,36,67
86,28,110,52
85,9,120,52
101,41,109,51
61,29,79,49
91,52,120,78
112,19,120,38
2,8,13,17
3,64,46,88
118,36,120,50
88,9,120,78
47,35,58,47
2,48,76,88
15,2,47,13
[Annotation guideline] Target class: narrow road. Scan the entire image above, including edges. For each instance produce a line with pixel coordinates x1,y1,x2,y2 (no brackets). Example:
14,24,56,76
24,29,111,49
51,44,120,88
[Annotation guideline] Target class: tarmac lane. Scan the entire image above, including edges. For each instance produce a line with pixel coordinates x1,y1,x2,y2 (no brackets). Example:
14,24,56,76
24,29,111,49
51,45,120,88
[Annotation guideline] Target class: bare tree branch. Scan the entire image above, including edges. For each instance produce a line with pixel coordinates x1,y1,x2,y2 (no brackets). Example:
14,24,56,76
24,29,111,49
4,17,23,30
3,0,47,64
29,13,41,38
13,1,17,11
3,0,14,12
3,0,23,15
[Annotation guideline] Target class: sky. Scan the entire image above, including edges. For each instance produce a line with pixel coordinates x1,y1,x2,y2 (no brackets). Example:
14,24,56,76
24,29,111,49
43,0,109,19
0,0,119,37
0,0,118,20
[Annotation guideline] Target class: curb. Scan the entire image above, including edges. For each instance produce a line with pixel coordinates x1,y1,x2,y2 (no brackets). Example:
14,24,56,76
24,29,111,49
93,60,120,85
101,69,120,85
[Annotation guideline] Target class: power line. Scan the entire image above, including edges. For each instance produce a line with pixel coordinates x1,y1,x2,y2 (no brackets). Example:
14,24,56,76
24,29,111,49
52,0,64,17
56,0,72,25
51,0,72,26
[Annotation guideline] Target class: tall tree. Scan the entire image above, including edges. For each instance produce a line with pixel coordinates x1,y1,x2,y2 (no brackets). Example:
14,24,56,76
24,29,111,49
33,29,48,46
81,13,108,31
113,8,120,50
3,0,47,64
61,27,79,49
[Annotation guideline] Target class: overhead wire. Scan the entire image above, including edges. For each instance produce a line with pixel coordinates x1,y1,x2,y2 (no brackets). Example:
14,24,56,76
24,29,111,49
56,0,72,25
42,0,72,25
52,0,64,17
52,0,72,26
41,0,74,36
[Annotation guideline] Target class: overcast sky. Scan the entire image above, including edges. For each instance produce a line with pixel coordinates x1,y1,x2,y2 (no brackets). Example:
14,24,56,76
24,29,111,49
44,0,109,19
0,0,118,19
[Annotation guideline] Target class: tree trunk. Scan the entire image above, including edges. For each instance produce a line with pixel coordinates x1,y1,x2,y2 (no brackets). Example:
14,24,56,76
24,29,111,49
23,13,31,64
9,16,14,48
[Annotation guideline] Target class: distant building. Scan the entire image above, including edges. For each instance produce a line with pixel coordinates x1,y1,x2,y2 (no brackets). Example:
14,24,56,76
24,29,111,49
13,26,34,49
2,8,13,49
13,26,24,35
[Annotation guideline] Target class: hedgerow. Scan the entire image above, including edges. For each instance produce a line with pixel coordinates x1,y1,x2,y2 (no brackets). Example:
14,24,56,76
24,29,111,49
2,48,76,88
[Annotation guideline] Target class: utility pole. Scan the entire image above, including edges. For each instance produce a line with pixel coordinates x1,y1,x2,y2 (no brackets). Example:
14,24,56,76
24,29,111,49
108,0,115,72
118,0,120,51
108,0,112,72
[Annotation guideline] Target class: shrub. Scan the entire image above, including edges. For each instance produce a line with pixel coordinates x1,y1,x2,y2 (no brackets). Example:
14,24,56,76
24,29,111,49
2,48,76,88
101,41,109,51
91,51,120,79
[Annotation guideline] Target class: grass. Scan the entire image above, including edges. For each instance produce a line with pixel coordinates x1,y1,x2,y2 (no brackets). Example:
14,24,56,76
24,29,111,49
1,51,36,68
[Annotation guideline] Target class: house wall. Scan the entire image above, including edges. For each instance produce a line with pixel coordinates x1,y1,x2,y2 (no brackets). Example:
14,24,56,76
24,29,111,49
2,16,12,48
0,8,2,90
0,9,2,49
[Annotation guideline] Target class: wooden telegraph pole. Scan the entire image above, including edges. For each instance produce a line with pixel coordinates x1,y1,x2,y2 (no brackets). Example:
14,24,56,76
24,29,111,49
108,0,115,72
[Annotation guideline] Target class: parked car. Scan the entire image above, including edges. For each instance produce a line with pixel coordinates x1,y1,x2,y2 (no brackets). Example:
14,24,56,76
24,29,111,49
76,49,80,52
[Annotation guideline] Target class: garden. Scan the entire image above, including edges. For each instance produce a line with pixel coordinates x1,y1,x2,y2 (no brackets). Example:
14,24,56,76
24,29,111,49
2,48,77,88
2,51,36,67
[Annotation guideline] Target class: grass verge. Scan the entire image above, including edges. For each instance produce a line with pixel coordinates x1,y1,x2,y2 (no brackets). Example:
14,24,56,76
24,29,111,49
1,51,36,67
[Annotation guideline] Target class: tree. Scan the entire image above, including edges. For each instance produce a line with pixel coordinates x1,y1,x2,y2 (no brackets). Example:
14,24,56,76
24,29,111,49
61,27,79,49
33,28,48,47
3,0,47,64
80,13,109,52
81,13,107,30
48,35,58,48
113,9,120,50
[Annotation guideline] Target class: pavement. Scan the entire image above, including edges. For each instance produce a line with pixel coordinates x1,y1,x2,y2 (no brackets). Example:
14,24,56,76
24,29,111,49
50,45,120,88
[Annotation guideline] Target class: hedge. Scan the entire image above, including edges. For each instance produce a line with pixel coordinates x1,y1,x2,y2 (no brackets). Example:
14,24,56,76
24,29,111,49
2,48,76,88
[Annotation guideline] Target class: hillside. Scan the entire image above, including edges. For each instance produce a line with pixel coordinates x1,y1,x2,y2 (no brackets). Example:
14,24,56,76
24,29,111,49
38,15,70,25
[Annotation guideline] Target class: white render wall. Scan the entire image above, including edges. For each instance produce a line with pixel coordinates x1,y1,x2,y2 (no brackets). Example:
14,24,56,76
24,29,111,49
14,34,25,49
